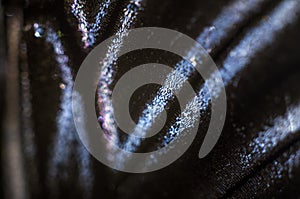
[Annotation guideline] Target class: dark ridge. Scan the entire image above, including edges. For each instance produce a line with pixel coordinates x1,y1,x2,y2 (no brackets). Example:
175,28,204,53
0,1,5,198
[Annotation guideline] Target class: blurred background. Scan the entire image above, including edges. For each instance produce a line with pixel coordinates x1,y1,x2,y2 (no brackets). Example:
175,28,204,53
1,0,300,198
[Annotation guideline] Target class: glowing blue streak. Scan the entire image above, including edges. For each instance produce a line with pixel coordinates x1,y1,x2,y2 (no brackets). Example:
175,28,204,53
96,0,143,164
33,24,93,195
198,0,267,52
241,103,300,169
71,0,111,48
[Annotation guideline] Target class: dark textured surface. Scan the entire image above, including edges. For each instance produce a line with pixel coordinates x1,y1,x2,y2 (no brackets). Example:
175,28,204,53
0,0,5,198
1,0,300,198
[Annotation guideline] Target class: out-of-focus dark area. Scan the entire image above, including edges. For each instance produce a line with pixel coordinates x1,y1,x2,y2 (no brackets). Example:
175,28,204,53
1,0,300,198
